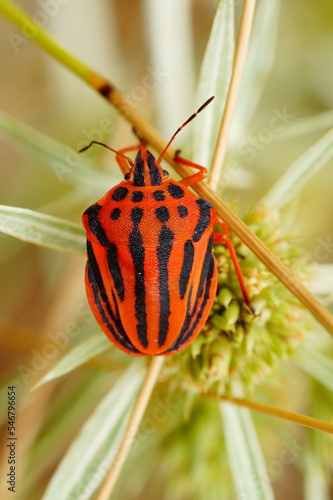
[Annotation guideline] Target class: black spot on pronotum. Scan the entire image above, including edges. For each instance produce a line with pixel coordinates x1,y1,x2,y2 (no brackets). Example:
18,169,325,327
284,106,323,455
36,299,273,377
112,186,128,201
129,207,147,348
177,205,188,218
179,240,195,300
155,206,170,223
110,208,121,220
83,204,109,247
157,225,174,347
132,191,144,202
131,207,144,224
192,198,212,242
153,190,165,201
107,244,125,302
167,183,185,199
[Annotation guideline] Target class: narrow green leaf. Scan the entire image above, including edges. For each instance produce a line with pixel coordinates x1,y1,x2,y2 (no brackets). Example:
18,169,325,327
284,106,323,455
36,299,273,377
277,110,333,140
304,451,330,500
34,332,111,389
296,345,333,393
220,391,275,500
143,0,195,135
193,0,234,166
42,361,146,500
263,127,333,210
0,109,111,190
0,205,86,253
232,0,280,141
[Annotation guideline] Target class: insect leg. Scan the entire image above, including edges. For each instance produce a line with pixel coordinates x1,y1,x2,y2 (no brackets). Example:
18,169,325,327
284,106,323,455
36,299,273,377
213,218,255,314
174,154,208,187
115,141,146,175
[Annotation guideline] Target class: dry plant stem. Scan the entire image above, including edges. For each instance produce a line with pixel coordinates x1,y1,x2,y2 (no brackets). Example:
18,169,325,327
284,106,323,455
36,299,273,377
208,0,256,188
2,1,333,335
207,393,333,435
96,356,165,500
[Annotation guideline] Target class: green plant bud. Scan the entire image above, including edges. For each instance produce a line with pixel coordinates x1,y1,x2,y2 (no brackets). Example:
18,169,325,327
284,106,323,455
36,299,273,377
217,287,233,308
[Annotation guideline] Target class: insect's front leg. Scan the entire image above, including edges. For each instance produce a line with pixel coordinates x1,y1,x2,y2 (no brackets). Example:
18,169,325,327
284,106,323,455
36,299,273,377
174,154,208,187
213,217,255,314
115,141,146,175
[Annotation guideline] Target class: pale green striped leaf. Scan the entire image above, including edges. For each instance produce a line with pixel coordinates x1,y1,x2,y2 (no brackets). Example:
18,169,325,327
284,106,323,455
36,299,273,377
34,332,111,389
0,109,111,190
304,451,330,500
220,392,275,500
0,205,86,253
277,110,333,140
263,128,333,209
296,345,333,393
193,0,234,166
42,361,146,500
232,0,280,142
143,0,195,136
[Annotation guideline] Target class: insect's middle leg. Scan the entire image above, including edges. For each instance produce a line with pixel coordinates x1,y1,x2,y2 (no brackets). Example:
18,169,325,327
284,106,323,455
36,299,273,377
213,218,255,314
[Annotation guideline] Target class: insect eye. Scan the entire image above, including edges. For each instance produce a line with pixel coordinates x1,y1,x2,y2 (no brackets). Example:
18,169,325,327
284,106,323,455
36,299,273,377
163,170,169,177
125,173,130,180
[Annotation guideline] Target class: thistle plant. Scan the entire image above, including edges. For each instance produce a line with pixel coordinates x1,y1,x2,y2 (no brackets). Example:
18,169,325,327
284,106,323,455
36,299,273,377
0,1,333,500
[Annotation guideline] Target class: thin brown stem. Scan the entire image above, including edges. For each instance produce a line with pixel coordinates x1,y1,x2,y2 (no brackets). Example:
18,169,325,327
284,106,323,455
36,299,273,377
208,0,256,189
96,356,165,500
207,392,333,434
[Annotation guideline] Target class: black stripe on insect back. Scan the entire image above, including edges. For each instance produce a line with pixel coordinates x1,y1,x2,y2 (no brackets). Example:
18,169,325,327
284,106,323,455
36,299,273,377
87,259,140,354
176,255,215,348
147,151,161,186
166,285,193,353
129,208,148,348
192,198,213,242
179,240,195,300
107,244,125,302
86,241,139,352
157,225,175,347
84,204,109,246
166,236,214,352
133,151,145,186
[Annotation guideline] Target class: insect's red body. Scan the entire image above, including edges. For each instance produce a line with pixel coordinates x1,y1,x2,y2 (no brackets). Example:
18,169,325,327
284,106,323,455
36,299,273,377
82,97,253,357
83,148,217,356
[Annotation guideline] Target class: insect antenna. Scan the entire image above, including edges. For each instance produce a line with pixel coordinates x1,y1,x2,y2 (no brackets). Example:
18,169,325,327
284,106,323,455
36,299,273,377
79,140,134,166
156,96,214,164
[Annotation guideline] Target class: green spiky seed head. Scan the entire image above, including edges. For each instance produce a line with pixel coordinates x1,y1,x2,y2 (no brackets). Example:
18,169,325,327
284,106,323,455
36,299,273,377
162,204,313,393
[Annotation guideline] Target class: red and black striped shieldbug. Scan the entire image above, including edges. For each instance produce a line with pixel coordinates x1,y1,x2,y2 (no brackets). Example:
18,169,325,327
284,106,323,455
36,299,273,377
81,97,254,356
